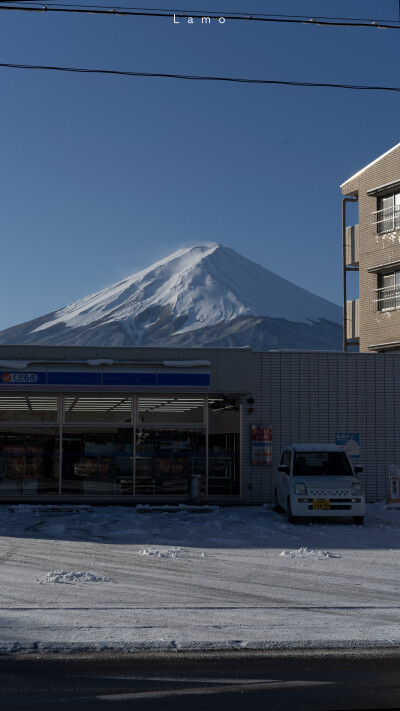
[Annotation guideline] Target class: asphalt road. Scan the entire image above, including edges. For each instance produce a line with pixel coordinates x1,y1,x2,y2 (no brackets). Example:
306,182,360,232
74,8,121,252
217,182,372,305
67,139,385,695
1,649,400,710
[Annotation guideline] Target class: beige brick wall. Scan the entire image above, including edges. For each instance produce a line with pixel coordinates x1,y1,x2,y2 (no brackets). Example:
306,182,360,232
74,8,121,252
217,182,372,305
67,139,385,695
341,145,400,352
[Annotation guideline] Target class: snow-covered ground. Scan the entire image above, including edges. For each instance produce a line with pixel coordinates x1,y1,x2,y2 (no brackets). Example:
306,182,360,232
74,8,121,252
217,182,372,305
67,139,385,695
0,503,399,653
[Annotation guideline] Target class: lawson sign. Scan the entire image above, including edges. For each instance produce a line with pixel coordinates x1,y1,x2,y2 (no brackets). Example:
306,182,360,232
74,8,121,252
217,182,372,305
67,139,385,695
0,368,210,391
1,372,46,385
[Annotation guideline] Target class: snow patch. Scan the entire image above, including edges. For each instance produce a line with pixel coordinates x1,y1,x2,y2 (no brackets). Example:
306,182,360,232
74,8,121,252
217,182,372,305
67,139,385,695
9,504,92,513
37,571,112,585
1,639,400,654
280,547,341,559
136,504,218,514
138,547,204,559
0,360,31,369
86,359,114,366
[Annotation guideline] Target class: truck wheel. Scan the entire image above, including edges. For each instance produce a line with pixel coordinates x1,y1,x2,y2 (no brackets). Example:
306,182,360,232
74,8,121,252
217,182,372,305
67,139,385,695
287,498,297,524
274,488,283,513
353,516,364,525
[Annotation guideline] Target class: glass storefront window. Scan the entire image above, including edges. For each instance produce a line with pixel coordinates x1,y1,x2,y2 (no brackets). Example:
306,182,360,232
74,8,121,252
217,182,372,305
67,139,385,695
64,396,132,424
0,429,59,495
0,395,58,424
136,428,206,495
62,429,133,495
0,394,241,499
137,395,204,425
208,398,241,495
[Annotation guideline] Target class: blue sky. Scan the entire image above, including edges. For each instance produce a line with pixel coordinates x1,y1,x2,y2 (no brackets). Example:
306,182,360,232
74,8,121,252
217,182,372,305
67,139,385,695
0,0,399,330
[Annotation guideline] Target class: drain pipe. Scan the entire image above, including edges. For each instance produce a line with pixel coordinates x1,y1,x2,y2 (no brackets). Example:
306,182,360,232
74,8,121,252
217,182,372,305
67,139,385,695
342,196,358,352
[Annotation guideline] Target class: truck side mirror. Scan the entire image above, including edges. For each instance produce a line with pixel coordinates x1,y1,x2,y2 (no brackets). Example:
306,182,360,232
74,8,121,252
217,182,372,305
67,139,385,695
354,465,363,473
278,464,289,473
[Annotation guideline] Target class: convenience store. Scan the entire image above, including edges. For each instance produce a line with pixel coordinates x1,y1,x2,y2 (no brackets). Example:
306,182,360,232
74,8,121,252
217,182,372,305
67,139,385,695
0,346,248,502
1,344,399,504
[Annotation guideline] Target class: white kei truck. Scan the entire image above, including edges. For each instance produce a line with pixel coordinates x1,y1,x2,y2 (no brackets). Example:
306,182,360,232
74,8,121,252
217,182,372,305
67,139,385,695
274,443,365,525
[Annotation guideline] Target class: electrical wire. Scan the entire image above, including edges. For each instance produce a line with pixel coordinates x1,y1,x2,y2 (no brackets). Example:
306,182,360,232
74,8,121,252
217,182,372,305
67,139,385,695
1,62,400,92
0,0,399,25
0,2,399,28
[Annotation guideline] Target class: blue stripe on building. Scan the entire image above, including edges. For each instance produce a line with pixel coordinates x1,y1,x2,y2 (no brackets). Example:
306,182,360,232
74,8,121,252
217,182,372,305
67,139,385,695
157,373,210,388
47,372,102,386
103,372,157,387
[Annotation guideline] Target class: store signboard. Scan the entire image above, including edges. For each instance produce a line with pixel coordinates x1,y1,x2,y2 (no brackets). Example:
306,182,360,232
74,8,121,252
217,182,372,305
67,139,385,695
336,432,359,459
251,425,272,466
1,371,46,385
0,368,210,391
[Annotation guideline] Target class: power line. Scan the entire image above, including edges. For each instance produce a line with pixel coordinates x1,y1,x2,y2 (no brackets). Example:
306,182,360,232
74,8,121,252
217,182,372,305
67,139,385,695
1,1,400,25
0,3,400,29
1,1,399,25
1,61,400,92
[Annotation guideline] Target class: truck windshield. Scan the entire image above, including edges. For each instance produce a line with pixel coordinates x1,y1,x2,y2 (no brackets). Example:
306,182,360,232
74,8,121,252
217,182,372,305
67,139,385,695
294,451,353,476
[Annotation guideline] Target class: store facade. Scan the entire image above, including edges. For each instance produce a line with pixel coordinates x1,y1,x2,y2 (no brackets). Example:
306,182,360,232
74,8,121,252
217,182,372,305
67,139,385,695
1,345,400,504
0,346,250,502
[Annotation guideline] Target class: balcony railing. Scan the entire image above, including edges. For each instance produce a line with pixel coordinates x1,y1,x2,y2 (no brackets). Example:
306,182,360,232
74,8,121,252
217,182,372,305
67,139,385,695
373,205,400,234
375,284,400,311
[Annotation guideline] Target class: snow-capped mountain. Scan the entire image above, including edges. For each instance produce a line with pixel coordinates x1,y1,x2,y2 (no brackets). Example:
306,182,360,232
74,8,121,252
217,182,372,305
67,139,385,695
0,244,342,349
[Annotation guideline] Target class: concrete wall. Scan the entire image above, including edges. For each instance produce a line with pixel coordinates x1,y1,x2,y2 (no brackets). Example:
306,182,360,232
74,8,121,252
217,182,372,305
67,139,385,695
244,351,400,503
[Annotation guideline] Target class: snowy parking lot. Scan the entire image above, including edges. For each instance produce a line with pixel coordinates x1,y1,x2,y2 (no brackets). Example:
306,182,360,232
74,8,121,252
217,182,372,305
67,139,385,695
0,503,399,653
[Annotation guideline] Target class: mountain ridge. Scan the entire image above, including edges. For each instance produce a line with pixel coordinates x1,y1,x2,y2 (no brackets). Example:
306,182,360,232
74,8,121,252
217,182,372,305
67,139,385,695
0,244,342,350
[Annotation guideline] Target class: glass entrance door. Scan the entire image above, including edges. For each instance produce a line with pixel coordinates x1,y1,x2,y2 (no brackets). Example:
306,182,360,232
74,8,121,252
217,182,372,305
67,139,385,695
208,398,241,495
136,428,206,495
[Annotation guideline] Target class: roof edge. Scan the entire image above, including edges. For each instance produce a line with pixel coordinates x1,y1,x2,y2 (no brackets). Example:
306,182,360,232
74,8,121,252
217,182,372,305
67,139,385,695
340,142,400,188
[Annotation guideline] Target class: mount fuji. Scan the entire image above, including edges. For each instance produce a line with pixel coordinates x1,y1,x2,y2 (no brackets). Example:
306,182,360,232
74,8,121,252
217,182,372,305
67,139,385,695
0,244,342,350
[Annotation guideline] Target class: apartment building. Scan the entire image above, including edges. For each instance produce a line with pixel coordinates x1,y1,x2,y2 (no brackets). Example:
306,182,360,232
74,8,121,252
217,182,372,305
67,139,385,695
341,142,400,352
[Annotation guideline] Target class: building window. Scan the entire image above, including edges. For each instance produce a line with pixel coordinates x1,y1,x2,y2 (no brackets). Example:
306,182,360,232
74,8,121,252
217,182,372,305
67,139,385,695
376,191,400,233
376,271,400,311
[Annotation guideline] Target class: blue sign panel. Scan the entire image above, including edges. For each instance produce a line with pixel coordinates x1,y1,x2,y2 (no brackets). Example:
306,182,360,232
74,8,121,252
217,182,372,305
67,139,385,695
0,368,210,390
157,372,210,388
0,371,47,385
103,372,157,387
48,372,102,386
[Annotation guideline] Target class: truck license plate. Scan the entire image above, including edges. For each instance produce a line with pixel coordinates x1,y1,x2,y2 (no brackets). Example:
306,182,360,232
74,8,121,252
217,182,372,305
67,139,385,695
313,499,330,510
